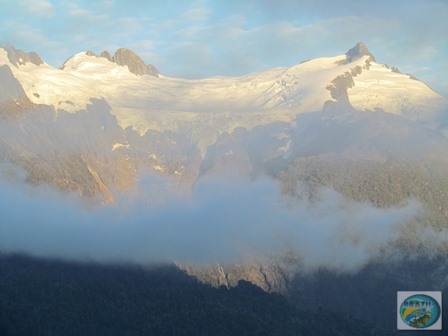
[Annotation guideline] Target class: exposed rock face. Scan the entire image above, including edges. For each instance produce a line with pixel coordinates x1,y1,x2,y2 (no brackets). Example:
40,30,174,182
324,72,356,112
199,131,254,177
0,93,136,202
0,65,28,103
110,48,159,77
61,48,159,76
177,257,295,294
3,44,44,66
345,42,376,63
99,50,112,62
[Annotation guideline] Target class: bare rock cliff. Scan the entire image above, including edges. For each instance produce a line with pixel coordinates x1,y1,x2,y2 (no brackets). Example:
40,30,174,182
111,48,159,77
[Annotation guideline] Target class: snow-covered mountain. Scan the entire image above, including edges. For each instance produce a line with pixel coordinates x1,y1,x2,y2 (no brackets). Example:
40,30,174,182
0,42,447,208
1,43,446,138
1,42,448,317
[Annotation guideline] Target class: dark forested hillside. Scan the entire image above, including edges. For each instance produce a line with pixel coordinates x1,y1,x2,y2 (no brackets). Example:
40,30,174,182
0,254,394,336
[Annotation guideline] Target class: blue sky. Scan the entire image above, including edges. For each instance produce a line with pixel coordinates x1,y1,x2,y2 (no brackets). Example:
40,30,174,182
0,0,447,96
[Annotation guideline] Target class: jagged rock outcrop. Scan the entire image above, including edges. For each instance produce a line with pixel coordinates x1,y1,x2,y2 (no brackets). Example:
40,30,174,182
0,65,28,103
3,44,43,66
99,50,112,62
177,257,295,295
0,65,34,119
61,48,159,77
105,48,159,77
345,42,376,63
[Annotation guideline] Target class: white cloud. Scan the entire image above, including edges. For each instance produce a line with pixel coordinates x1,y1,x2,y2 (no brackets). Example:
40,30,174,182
0,22,61,52
112,17,144,33
99,0,114,8
64,2,108,22
20,0,55,17
0,176,425,270
180,7,211,22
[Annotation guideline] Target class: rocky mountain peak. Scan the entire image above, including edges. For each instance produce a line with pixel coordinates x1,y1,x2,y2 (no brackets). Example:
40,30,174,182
0,64,28,104
60,48,159,77
106,48,159,77
345,42,376,63
99,51,112,62
3,44,44,67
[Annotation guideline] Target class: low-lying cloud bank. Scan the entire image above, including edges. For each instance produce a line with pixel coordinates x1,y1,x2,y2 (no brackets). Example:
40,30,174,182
0,174,430,271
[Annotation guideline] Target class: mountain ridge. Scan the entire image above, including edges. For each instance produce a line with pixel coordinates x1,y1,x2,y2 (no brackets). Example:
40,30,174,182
1,42,445,141
2,44,43,67
61,47,160,77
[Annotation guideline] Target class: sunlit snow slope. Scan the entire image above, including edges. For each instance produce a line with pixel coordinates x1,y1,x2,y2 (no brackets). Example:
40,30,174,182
2,45,445,140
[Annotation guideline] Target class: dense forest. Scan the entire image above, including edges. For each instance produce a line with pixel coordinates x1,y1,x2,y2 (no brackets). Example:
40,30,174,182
276,157,448,231
0,254,395,336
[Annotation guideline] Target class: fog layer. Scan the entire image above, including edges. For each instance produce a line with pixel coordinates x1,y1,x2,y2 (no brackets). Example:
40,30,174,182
0,173,428,271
